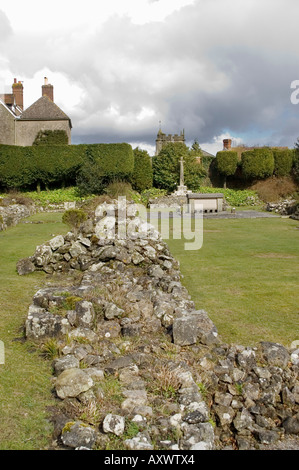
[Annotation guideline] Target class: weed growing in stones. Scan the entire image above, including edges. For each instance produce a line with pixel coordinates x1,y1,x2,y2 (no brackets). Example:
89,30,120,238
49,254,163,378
147,365,181,401
41,338,61,360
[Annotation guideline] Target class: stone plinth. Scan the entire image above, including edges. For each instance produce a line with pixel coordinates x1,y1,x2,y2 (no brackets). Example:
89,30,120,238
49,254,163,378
187,193,224,213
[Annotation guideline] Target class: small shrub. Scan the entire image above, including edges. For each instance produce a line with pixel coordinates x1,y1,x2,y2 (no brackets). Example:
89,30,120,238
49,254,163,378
104,181,133,199
80,195,114,218
62,208,87,229
140,188,167,206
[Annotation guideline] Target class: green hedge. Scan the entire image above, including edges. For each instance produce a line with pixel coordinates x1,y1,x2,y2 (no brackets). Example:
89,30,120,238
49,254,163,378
76,143,134,196
131,147,153,192
215,151,238,176
241,148,274,180
272,148,294,177
84,143,134,177
0,143,133,192
0,145,34,189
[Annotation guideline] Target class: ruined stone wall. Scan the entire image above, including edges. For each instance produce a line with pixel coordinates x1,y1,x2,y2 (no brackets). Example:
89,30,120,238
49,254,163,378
0,202,36,231
18,200,299,450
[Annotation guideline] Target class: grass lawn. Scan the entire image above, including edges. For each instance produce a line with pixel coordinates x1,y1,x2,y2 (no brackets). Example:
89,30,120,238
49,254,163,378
0,211,66,450
165,216,299,348
0,206,298,449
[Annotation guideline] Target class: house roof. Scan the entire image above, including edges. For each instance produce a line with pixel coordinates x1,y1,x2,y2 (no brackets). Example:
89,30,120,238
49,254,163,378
0,98,20,118
19,95,72,127
201,149,215,158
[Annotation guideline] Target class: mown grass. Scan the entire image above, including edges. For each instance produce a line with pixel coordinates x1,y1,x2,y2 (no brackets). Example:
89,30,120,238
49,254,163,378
0,211,66,450
165,216,299,347
0,201,298,449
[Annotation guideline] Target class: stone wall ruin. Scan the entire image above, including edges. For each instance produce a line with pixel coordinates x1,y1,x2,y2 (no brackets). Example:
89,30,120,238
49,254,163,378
18,199,299,450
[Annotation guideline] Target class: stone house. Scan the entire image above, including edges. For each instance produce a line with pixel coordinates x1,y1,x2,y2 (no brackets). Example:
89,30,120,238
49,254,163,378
0,77,72,146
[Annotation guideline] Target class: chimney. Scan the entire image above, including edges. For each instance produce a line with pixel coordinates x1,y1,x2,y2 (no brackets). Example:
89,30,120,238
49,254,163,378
42,77,54,101
223,138,232,151
12,78,24,110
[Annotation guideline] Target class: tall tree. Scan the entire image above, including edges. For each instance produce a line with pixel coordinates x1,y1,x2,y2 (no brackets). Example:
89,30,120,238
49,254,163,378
152,142,206,192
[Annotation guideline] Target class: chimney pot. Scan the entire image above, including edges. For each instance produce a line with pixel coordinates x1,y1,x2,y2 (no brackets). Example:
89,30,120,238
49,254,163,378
223,138,232,151
42,78,54,101
12,78,24,110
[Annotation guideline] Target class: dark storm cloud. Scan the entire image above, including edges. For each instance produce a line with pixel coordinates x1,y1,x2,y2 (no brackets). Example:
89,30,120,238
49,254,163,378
166,46,299,144
3,0,299,150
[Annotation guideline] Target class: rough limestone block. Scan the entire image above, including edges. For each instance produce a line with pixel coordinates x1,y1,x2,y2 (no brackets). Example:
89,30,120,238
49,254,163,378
16,257,35,275
172,310,218,346
49,235,65,251
55,368,94,399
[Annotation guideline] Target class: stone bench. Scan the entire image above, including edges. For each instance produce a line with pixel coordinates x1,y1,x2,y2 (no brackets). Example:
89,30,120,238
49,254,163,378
187,193,224,214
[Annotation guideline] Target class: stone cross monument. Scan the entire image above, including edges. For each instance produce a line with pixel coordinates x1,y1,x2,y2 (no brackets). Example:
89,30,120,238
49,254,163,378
173,156,188,196
179,156,184,186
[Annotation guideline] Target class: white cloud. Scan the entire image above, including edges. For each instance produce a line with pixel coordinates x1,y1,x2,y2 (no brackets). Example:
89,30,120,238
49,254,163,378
198,134,244,156
2,0,196,32
1,0,299,149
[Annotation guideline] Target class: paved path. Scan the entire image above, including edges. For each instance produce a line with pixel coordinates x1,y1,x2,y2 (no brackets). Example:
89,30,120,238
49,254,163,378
203,210,280,219
149,209,280,220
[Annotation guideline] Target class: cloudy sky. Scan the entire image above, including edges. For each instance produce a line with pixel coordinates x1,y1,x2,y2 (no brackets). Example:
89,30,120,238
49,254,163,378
1,0,299,155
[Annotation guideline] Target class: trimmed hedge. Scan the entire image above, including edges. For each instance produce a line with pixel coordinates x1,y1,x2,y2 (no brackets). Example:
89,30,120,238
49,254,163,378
241,148,274,180
0,143,133,192
76,143,134,196
215,151,238,176
84,143,134,177
131,147,153,192
0,145,35,189
272,148,294,177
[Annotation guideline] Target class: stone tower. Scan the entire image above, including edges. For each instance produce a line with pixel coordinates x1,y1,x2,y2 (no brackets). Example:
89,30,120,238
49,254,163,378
155,128,185,155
